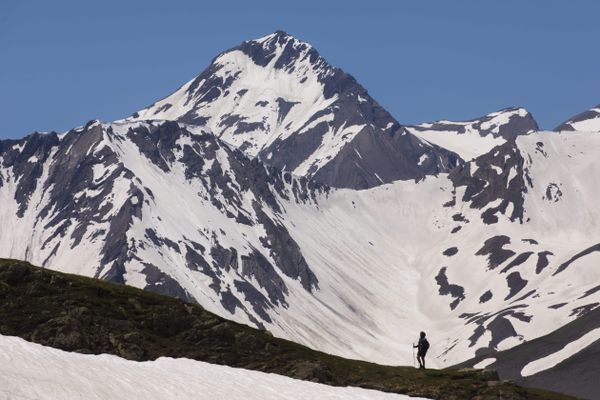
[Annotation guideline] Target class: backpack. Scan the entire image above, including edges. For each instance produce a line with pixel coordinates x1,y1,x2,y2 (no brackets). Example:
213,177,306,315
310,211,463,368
422,338,430,351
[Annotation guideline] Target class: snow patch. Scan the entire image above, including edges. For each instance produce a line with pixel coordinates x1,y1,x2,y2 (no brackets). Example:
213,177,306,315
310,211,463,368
473,358,496,369
0,335,429,400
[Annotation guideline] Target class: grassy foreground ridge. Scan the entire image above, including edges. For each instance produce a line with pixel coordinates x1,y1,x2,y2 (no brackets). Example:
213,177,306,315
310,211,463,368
0,259,576,400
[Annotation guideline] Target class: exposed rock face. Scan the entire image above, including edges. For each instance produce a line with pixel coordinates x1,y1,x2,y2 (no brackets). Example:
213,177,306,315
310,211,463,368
130,31,460,189
448,139,531,224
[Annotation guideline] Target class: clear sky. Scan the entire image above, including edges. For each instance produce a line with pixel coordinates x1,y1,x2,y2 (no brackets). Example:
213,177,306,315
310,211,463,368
1,0,599,139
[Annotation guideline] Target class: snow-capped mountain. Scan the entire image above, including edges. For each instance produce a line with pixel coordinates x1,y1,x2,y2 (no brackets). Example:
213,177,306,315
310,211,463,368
1,30,599,398
554,103,600,132
405,107,538,160
129,31,460,189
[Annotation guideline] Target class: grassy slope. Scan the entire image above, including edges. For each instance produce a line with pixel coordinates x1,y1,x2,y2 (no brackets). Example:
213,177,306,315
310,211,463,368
0,259,576,400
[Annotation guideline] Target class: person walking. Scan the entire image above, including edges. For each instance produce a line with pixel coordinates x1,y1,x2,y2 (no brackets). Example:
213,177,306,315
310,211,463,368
413,331,429,369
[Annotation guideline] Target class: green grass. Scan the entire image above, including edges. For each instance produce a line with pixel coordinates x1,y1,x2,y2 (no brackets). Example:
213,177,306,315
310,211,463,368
0,259,578,400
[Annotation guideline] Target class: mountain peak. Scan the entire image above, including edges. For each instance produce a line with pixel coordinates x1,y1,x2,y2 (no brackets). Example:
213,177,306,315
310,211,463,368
230,30,323,75
253,30,303,45
554,103,600,132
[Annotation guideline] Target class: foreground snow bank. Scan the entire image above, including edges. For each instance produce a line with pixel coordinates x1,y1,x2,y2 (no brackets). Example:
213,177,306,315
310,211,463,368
0,335,429,400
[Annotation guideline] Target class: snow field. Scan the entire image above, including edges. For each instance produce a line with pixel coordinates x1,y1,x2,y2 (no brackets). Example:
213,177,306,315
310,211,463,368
0,335,430,400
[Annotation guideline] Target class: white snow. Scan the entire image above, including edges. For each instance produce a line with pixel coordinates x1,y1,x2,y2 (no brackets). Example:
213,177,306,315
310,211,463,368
0,335,429,400
406,109,530,160
294,123,364,176
521,328,600,377
406,127,505,161
567,116,600,132
479,108,528,133
473,358,496,369
506,166,517,187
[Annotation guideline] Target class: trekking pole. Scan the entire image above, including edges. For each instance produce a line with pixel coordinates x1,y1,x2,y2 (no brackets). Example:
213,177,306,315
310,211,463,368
412,344,416,368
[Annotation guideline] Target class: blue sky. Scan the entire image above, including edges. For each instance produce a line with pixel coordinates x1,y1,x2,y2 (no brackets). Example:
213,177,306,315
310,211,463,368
1,0,599,139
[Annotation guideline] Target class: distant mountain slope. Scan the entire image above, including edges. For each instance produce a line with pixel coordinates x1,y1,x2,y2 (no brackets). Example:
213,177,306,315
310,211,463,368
129,31,460,189
457,306,600,400
422,131,600,368
0,259,573,400
554,104,600,132
0,119,324,328
405,107,538,160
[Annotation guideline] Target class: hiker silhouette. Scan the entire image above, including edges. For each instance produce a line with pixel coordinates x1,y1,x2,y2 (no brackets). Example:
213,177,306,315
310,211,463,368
413,331,429,369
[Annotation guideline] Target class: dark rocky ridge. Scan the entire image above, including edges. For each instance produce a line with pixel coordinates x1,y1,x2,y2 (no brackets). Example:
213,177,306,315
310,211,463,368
0,259,573,400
